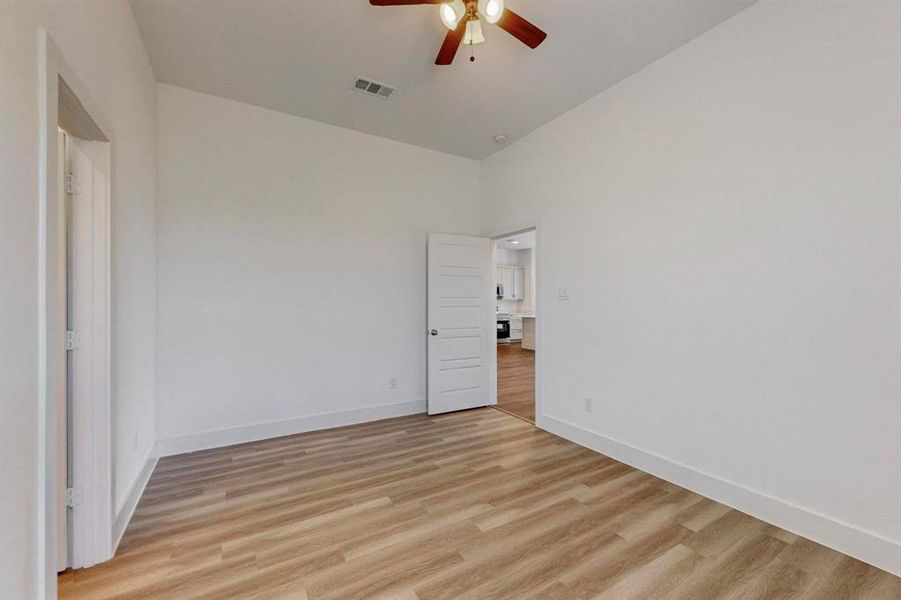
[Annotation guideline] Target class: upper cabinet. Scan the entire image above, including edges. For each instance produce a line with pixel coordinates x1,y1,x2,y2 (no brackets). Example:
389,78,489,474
497,266,512,299
512,267,524,301
497,265,525,301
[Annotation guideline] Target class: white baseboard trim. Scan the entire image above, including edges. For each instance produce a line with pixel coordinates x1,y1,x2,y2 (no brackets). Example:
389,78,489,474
157,399,427,457
540,414,901,577
112,444,158,553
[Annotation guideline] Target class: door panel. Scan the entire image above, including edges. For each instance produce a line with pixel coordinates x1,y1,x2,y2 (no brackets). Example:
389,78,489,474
427,233,494,415
437,306,481,330
438,273,483,299
438,336,482,361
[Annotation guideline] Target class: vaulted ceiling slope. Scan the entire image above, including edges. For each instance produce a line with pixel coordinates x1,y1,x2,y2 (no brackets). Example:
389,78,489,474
130,0,755,159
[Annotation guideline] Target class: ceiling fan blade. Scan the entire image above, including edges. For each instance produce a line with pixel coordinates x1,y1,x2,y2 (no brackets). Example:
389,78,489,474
435,17,468,65
369,0,443,5
496,8,547,49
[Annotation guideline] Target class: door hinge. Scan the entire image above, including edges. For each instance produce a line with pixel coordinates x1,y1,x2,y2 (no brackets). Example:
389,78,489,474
64,173,80,195
65,330,79,351
65,486,83,508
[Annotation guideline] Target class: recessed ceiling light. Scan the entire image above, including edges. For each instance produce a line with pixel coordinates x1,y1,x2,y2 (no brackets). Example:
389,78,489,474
493,134,508,144
510,240,519,244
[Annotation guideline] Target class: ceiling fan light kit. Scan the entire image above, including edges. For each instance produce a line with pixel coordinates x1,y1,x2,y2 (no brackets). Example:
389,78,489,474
463,19,485,46
478,0,504,24
370,0,546,65
440,0,465,29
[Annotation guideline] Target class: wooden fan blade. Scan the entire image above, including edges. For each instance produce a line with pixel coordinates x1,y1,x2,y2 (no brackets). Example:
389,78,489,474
496,8,547,49
370,0,443,5
435,17,468,65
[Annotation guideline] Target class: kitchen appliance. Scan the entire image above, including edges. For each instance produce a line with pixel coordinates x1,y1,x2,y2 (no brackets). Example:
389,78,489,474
496,319,510,341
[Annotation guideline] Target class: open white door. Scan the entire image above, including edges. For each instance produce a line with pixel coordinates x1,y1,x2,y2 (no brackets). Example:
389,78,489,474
67,132,95,568
57,129,69,572
64,131,113,568
427,233,495,415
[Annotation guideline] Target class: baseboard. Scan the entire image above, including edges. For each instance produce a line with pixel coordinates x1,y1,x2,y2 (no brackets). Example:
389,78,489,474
112,444,158,552
157,399,427,457
540,414,901,577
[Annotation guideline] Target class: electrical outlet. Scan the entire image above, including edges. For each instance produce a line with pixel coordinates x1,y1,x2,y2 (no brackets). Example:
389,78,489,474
583,396,594,413
389,377,398,390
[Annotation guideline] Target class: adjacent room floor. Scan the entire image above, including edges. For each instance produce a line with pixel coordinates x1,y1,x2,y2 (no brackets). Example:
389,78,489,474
496,341,535,422
58,408,899,599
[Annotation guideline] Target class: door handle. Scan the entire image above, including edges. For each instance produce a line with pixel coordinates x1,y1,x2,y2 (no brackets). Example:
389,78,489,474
429,329,439,336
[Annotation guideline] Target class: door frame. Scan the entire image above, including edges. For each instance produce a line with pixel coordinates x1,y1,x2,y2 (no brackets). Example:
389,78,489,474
38,31,113,597
485,221,543,427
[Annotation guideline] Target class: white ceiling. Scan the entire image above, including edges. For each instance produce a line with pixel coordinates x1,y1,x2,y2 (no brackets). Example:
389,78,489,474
497,229,535,250
130,0,755,160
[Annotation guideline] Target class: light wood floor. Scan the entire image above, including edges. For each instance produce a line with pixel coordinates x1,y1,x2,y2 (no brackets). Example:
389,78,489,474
59,409,899,599
497,341,535,422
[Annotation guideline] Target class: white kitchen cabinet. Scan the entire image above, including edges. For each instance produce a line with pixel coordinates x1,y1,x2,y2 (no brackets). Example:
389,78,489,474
497,266,513,299
497,265,525,301
521,316,535,350
510,316,523,341
512,268,524,301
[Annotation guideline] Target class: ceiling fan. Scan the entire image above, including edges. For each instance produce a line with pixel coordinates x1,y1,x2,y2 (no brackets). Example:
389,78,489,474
370,0,547,65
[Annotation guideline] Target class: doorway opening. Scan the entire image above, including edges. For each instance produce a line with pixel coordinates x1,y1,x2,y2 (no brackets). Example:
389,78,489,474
493,229,536,423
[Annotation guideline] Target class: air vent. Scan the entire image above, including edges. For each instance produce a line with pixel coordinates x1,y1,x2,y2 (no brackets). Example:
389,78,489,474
353,77,397,99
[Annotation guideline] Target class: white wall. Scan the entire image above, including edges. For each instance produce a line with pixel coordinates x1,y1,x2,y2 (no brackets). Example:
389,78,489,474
481,0,900,575
0,1,157,596
155,85,480,452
